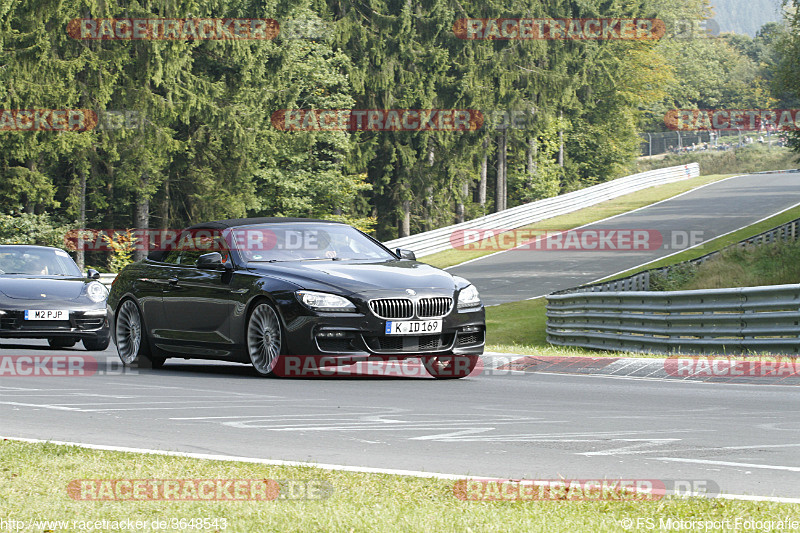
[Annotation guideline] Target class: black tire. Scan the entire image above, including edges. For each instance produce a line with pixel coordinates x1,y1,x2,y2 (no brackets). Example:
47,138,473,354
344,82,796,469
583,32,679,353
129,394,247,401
247,302,285,377
424,355,479,379
114,299,165,369
83,336,111,351
48,338,77,348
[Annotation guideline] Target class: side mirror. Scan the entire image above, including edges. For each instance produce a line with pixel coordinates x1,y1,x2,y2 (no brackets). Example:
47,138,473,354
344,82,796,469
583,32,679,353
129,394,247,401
87,269,101,280
396,248,416,261
197,252,229,270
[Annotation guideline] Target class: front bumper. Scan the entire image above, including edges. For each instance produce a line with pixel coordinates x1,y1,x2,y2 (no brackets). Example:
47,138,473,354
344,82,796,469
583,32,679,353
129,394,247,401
280,300,485,365
0,309,110,340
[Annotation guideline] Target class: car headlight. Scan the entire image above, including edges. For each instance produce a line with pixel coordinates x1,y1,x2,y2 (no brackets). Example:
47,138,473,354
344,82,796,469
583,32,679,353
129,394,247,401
457,284,481,310
86,281,108,303
296,291,357,312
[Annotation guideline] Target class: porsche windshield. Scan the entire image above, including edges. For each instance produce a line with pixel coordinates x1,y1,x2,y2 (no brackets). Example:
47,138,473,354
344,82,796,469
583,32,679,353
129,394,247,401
232,224,396,262
0,247,82,277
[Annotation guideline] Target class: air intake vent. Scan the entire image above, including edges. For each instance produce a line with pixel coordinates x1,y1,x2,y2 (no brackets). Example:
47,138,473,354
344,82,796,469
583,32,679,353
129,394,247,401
368,298,414,319
417,297,453,318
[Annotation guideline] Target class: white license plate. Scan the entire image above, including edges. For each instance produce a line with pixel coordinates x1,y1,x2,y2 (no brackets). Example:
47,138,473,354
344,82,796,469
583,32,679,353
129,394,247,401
385,320,442,336
24,310,68,321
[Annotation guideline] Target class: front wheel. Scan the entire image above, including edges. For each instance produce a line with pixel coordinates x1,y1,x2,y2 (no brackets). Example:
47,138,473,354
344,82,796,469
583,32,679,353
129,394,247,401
424,355,479,379
83,336,110,351
247,302,284,377
115,299,164,369
48,338,77,348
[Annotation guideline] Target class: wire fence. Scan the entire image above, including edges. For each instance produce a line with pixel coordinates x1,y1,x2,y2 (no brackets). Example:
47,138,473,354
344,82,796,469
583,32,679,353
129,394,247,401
639,129,788,157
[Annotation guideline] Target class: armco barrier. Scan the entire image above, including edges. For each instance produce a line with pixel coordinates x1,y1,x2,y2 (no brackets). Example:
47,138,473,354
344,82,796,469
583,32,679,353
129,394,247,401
547,199,800,355
546,284,800,356
384,164,700,257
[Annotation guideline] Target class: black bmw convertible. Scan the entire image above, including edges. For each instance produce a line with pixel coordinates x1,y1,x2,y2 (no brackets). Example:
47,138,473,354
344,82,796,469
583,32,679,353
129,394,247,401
107,218,485,378
0,245,110,350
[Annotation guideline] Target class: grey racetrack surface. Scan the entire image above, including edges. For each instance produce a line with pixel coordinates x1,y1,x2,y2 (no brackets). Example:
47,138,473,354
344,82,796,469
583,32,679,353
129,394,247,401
2,343,800,499
449,171,800,305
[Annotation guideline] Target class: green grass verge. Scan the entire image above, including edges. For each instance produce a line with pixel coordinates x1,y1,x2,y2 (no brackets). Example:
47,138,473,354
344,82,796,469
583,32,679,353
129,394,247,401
2,440,797,532
653,240,800,291
423,173,736,270
484,190,800,354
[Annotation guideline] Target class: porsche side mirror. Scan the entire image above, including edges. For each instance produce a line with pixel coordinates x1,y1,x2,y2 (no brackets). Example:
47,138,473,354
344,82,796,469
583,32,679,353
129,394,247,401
87,269,101,280
197,252,229,270
396,248,416,261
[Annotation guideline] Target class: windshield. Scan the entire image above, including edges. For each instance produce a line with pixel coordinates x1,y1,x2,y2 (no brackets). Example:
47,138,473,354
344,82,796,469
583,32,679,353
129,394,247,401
232,224,396,263
0,246,82,277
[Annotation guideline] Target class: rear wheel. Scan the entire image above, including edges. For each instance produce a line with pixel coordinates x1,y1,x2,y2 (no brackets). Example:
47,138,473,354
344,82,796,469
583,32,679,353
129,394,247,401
424,355,479,379
47,338,77,348
247,302,284,377
115,299,164,369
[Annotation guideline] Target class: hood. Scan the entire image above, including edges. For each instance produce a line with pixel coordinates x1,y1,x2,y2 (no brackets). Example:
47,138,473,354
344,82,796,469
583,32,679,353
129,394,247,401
246,259,458,295
0,276,88,301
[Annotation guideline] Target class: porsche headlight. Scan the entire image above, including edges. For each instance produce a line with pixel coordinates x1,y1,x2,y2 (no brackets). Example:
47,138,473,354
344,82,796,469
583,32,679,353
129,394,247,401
457,284,481,310
86,281,108,303
296,291,357,313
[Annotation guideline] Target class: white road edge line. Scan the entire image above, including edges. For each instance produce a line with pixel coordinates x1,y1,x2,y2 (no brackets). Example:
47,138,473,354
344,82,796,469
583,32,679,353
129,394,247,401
657,457,800,472
2,435,799,503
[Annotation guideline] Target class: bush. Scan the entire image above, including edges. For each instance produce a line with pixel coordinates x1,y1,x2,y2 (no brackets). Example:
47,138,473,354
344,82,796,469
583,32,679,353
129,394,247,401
0,213,74,248
649,263,698,291
101,230,137,273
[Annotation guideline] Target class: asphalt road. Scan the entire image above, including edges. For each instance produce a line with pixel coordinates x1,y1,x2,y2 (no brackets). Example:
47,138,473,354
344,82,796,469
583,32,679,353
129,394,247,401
2,341,800,499
449,171,800,305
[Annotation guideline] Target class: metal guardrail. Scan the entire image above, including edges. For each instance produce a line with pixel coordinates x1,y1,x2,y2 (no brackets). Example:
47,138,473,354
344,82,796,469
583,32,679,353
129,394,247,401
547,199,800,355
547,284,800,356
384,163,700,257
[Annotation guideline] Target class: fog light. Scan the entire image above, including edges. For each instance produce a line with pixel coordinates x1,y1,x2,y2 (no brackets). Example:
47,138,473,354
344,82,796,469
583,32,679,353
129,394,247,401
317,331,352,338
